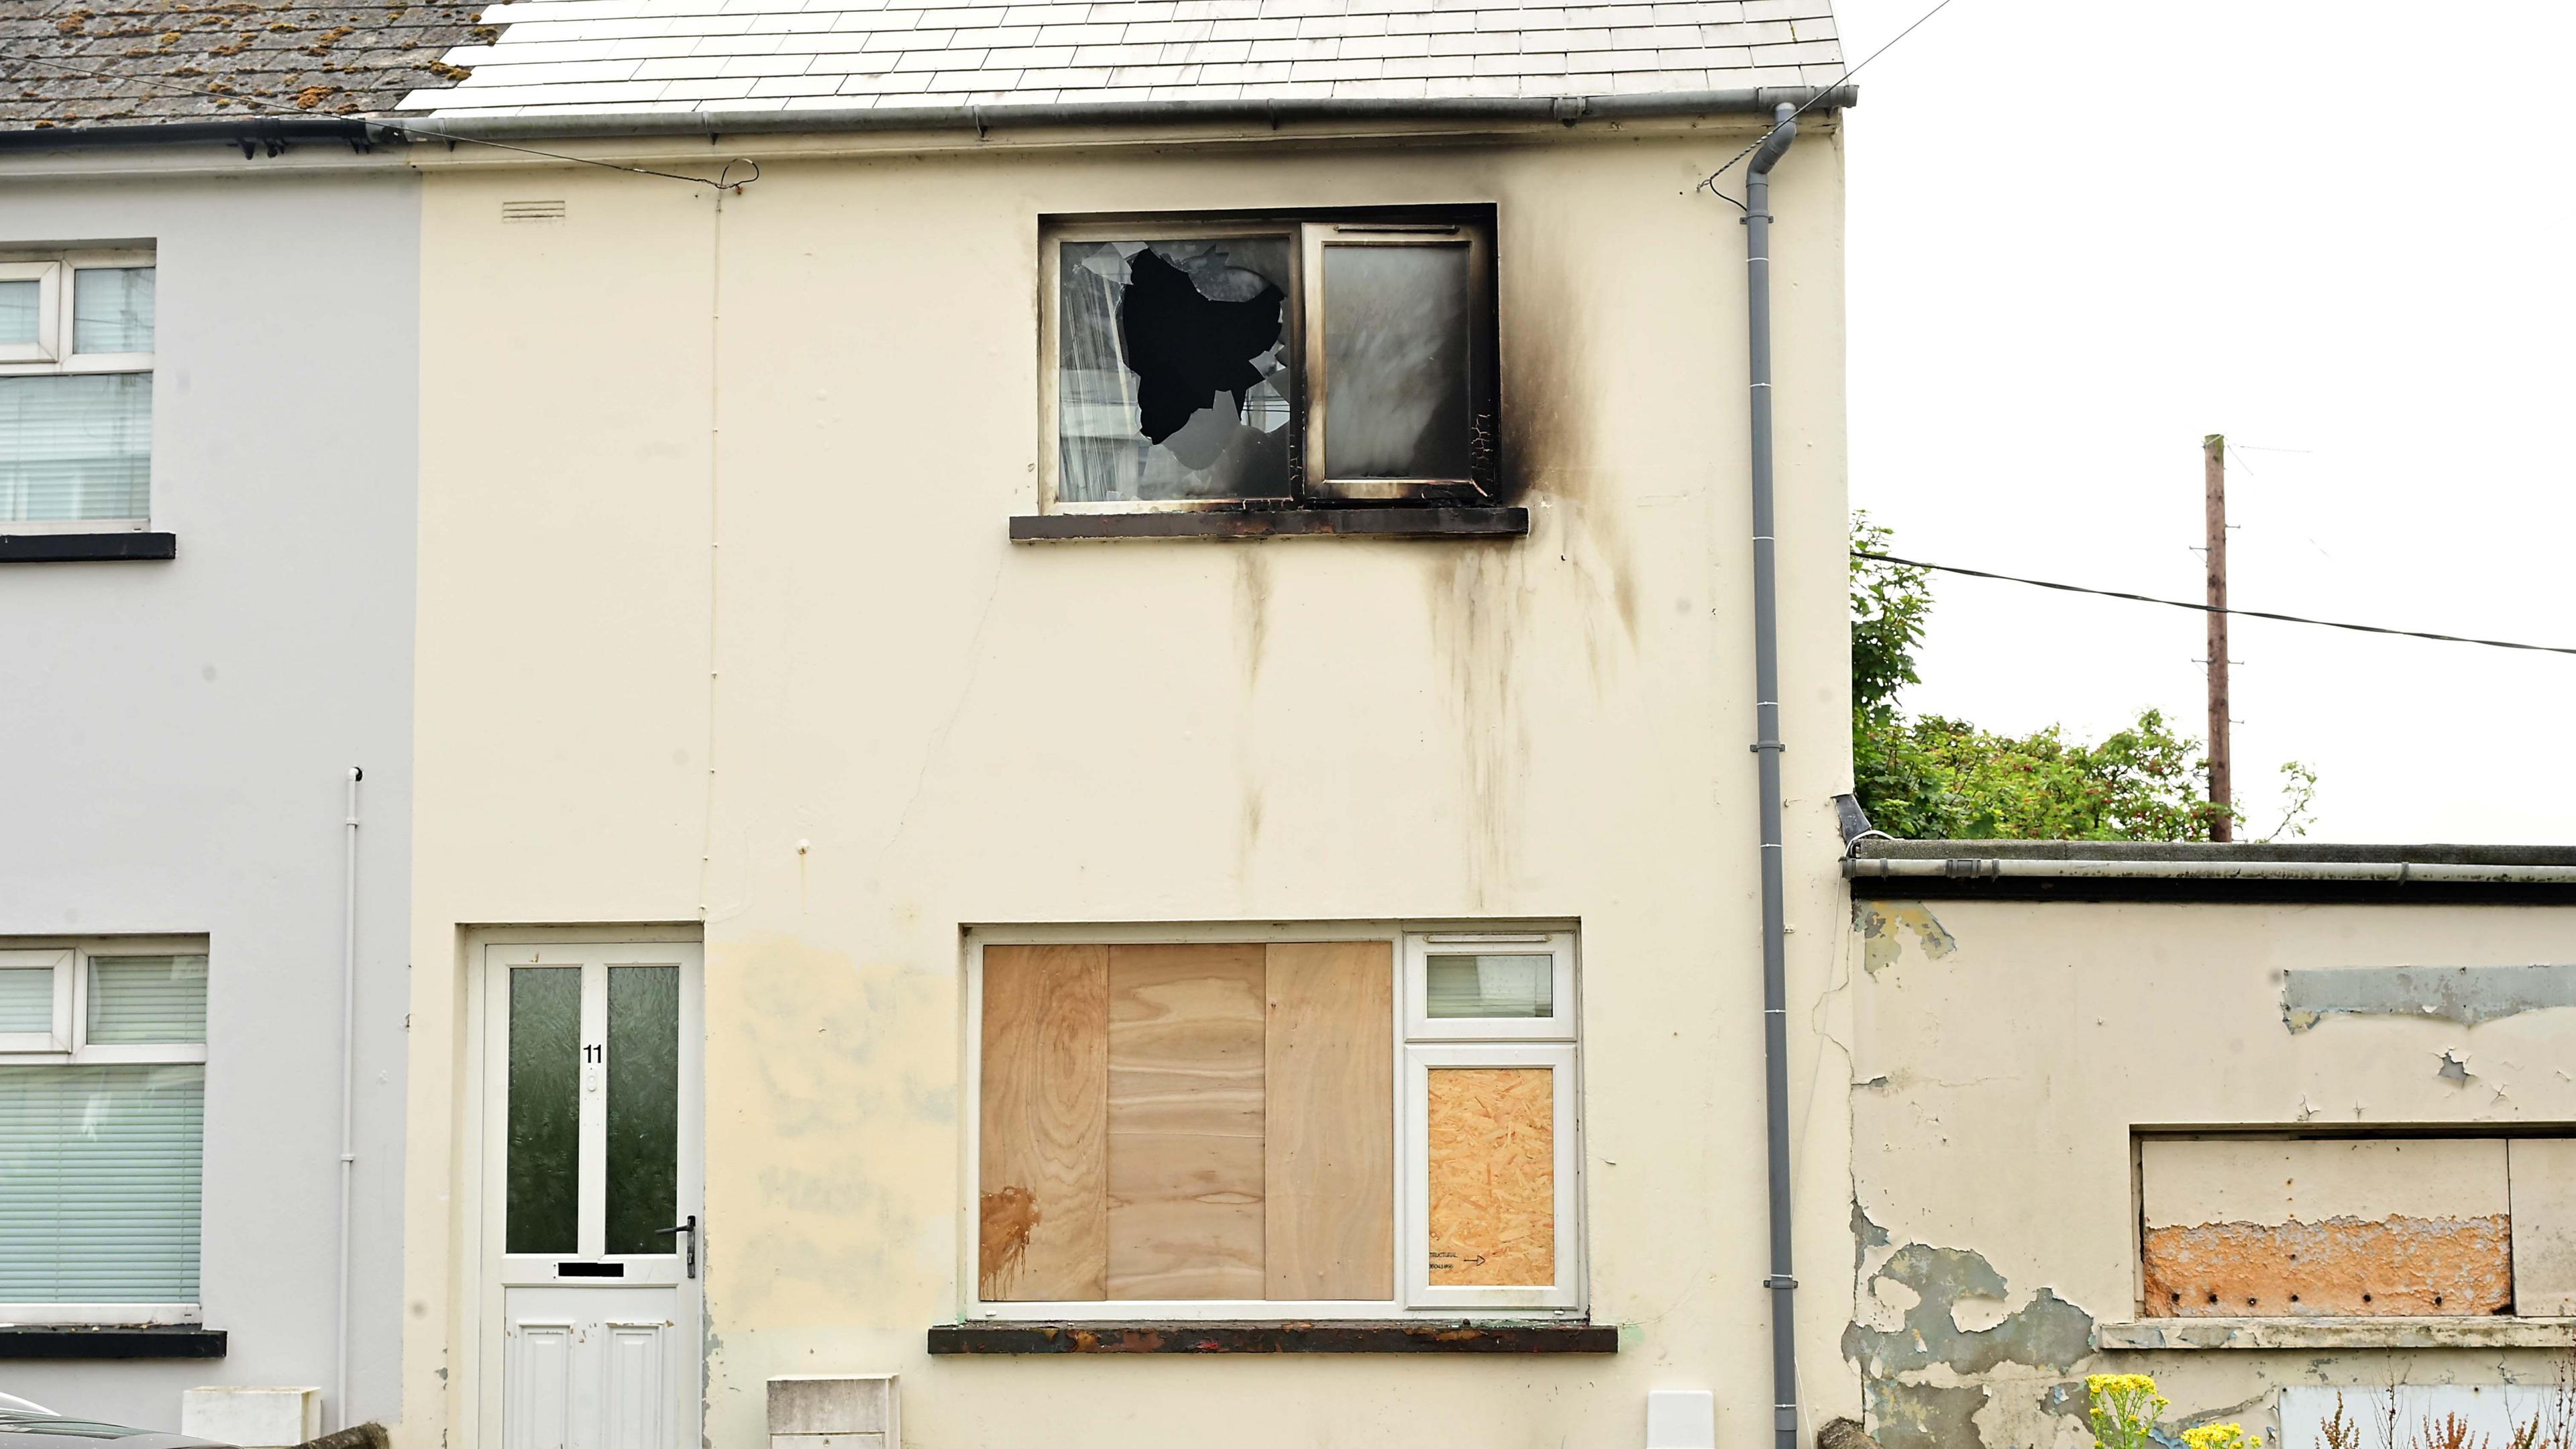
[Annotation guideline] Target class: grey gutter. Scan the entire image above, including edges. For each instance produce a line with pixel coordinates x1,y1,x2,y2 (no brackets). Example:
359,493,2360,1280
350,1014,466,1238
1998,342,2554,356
1849,841,2576,869
1847,857,2576,885
371,84,1858,145
0,117,376,153
1741,97,1803,1449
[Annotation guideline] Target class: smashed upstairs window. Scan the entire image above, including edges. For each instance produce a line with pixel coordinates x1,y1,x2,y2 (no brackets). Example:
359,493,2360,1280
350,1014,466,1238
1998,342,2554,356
1057,237,1294,503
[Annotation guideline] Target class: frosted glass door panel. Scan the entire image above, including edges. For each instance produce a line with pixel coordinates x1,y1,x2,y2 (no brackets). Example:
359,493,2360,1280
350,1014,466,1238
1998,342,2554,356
604,965,679,1256
506,967,582,1254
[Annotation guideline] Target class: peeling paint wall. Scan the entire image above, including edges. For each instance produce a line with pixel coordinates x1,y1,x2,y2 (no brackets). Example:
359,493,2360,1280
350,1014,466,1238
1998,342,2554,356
1845,900,2576,1449
400,120,1856,1449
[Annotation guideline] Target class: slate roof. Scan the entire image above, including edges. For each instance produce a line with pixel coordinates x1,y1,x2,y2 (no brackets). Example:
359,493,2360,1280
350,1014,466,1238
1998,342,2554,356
390,0,1841,119
0,0,488,125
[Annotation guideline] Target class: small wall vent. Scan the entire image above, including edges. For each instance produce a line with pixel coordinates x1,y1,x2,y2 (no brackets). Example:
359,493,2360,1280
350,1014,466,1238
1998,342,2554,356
501,199,568,223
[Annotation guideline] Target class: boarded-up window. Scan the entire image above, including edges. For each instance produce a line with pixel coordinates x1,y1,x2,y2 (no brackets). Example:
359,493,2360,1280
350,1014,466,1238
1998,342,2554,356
975,930,1580,1313
2137,1136,2576,1318
977,941,1394,1303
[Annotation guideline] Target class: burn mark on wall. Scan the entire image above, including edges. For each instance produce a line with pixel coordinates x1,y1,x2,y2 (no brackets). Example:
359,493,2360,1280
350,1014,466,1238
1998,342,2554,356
978,1185,1040,1299
2140,1213,2513,1318
1857,900,1958,977
2282,964,2576,1032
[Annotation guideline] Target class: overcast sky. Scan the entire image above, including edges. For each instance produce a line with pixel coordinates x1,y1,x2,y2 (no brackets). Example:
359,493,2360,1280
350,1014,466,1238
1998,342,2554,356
1829,0,2576,843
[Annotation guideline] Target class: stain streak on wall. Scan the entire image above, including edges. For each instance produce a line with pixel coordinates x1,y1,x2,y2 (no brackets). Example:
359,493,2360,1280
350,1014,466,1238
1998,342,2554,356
2141,1213,2513,1317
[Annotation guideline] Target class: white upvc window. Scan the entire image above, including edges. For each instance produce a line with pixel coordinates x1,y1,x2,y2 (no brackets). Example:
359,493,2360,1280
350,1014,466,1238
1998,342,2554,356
963,921,1582,1322
0,938,208,1325
0,250,158,533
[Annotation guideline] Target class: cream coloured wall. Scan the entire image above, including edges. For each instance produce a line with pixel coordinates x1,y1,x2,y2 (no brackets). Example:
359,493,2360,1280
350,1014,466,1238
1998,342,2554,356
403,115,1853,1449
1848,897,2576,1449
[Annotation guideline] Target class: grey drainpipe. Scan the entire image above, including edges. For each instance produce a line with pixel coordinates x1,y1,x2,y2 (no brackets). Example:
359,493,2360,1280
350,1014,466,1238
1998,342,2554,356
1743,98,1803,1449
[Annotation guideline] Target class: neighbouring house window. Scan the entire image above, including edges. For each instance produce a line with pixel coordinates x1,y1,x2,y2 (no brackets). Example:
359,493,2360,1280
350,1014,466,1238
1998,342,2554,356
2135,1135,2576,1318
1045,215,1497,510
0,943,207,1318
0,253,157,531
970,928,1578,1317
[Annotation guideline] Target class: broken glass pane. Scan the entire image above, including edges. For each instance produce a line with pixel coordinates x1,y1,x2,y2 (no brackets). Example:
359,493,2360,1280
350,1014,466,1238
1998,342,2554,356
1322,243,1472,481
1058,237,1292,502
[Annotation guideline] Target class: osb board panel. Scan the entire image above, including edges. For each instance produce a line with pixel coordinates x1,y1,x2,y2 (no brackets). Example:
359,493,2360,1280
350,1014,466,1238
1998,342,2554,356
2140,1138,2508,1227
1426,1066,1554,1287
978,945,1109,1301
2508,1138,2576,1315
1263,941,1394,1300
1107,943,1266,1299
2141,1213,2512,1316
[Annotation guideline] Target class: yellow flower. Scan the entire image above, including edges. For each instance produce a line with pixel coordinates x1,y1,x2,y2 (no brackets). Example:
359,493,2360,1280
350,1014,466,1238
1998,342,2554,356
2183,1423,2263,1449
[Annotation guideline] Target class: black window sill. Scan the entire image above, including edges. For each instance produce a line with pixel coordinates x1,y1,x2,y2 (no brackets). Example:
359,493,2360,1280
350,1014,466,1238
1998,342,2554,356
0,1326,225,1358
1010,507,1527,543
0,532,177,563
927,1321,1615,1354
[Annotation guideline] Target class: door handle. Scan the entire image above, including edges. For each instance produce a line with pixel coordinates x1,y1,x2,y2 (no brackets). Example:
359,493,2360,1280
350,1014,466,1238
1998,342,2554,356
653,1215,697,1279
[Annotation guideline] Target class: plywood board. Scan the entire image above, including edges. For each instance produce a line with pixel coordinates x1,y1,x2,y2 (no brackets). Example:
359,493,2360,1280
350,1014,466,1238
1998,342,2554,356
2139,1137,2514,1317
2508,1138,2576,1315
977,944,1108,1301
2141,1138,2508,1227
1106,943,1265,1299
1263,941,1393,1300
1426,1066,1554,1287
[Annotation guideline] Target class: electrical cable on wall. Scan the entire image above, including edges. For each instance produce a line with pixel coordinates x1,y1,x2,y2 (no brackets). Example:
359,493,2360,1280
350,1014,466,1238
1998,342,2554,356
1854,549,2576,657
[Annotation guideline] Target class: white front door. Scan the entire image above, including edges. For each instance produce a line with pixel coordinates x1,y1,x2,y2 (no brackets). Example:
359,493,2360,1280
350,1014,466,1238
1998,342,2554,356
478,942,703,1449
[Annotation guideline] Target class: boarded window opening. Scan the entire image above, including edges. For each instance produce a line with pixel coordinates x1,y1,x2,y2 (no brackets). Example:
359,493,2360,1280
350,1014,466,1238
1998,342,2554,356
974,928,1578,1315
2137,1136,2575,1318
977,941,1394,1304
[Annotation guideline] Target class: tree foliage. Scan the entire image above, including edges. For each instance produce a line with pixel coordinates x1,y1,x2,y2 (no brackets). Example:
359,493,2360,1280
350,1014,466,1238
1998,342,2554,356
1850,514,2316,841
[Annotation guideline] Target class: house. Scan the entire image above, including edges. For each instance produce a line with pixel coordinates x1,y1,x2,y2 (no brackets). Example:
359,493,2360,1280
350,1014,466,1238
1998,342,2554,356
0,8,481,1434
20,6,2567,1449
382,3,1855,1447
1843,841,2576,1449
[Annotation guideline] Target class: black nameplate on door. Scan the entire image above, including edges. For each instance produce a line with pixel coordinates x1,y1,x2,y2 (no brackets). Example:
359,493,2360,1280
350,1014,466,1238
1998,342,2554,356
556,1262,626,1279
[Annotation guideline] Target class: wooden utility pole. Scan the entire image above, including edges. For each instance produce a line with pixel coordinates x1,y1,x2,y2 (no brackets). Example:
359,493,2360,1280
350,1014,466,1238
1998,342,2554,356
2204,433,2232,842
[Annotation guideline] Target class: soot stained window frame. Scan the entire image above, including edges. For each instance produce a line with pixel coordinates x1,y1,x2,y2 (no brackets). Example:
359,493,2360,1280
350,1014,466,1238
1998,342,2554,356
1038,207,1501,516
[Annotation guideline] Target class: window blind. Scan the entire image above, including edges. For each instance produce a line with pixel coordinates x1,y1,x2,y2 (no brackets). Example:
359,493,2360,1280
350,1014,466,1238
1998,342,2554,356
0,1063,204,1304
72,268,154,354
88,955,207,1044
0,280,36,347
0,373,151,523
0,968,50,1034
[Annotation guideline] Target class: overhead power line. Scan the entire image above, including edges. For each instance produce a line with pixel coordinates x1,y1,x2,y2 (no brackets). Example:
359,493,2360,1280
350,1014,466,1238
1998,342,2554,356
1699,0,1961,204
1852,549,2576,658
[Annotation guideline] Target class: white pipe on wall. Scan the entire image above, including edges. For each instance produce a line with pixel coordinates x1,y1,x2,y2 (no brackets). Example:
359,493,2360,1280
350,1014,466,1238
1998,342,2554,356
335,766,362,1431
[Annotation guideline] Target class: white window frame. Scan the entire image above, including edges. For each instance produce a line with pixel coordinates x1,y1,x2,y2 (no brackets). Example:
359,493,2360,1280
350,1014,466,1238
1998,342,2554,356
1404,930,1578,1041
0,935,209,1326
1403,1041,1581,1311
0,262,64,365
960,920,1582,1323
0,248,158,533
